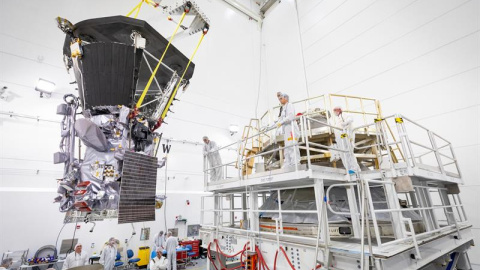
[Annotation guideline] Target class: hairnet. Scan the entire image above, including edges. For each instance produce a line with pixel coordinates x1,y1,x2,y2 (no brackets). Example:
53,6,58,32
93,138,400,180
75,243,82,249
202,136,208,140
156,247,163,252
283,94,289,101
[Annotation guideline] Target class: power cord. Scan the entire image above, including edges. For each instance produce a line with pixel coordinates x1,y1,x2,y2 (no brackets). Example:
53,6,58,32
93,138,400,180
67,222,78,255
54,223,67,258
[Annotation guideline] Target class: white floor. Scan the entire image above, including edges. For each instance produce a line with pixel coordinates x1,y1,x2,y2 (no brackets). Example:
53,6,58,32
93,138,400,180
183,258,206,269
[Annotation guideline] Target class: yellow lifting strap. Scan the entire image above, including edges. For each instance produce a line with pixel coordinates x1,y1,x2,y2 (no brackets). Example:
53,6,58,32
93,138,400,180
145,0,160,8
160,32,206,120
395,117,404,123
340,133,348,138
136,11,188,108
126,0,144,18
127,0,159,18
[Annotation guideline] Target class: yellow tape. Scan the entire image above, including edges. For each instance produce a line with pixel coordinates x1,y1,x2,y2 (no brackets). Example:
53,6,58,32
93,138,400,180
340,133,347,138
395,117,403,123
374,118,384,123
161,32,205,119
136,11,187,108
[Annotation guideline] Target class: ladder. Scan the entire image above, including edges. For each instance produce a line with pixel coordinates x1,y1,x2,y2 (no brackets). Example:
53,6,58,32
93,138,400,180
236,119,265,175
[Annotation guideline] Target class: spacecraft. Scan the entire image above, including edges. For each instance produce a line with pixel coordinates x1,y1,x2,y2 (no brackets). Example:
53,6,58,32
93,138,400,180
53,1,209,224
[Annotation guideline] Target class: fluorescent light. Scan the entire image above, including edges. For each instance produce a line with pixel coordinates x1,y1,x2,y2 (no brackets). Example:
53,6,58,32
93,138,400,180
229,124,239,133
35,78,56,93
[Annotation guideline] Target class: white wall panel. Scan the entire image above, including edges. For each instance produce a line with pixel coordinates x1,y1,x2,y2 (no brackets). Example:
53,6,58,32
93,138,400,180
263,0,480,264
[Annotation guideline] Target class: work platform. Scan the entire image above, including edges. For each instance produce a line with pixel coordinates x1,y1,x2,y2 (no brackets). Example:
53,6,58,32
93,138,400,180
200,94,473,270
206,160,463,193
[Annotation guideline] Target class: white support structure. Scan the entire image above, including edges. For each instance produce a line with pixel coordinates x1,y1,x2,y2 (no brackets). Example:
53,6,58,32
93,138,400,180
199,94,474,270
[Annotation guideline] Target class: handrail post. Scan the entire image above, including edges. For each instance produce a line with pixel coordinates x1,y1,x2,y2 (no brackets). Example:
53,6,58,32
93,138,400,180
204,153,208,188
377,120,395,172
429,130,446,175
364,180,383,246
398,114,417,169
403,218,422,260
449,143,462,178
303,115,312,170
237,140,244,180
394,116,414,169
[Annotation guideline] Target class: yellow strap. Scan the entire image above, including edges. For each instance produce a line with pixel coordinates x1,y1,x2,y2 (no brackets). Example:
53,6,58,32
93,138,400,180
161,32,205,119
340,133,347,138
395,117,403,123
136,11,187,108
126,0,143,17
134,0,144,18
144,0,158,7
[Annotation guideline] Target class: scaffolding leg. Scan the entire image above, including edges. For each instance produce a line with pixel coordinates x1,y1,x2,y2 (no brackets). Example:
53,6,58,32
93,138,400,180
456,250,473,270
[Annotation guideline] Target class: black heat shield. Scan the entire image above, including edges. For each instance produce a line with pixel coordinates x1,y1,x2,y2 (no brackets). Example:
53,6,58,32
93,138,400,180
64,16,195,110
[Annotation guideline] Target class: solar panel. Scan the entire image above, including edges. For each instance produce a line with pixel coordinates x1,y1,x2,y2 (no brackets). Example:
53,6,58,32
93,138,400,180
118,151,158,224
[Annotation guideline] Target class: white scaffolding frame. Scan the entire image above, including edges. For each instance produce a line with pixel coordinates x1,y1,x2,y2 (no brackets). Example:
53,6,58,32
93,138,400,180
200,95,472,270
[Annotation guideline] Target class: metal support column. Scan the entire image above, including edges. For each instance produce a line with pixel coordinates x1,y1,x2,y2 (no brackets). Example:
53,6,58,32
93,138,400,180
346,186,362,238
248,189,259,251
242,193,248,223
383,180,406,239
314,179,330,268
229,194,235,227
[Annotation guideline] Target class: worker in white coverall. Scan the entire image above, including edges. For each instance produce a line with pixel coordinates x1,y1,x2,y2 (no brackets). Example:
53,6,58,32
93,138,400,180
100,237,117,270
150,248,168,270
275,92,285,137
0,258,13,270
273,93,300,168
164,232,179,270
331,106,360,174
203,136,223,181
153,230,166,251
62,243,88,270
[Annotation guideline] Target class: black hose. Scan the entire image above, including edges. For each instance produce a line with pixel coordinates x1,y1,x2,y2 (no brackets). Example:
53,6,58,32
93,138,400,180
54,223,67,258
67,222,78,255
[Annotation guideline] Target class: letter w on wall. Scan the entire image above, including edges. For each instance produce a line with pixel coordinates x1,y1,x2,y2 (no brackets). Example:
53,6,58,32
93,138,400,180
162,144,172,154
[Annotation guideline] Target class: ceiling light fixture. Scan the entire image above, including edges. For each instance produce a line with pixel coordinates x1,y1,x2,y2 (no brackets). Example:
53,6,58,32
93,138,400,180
229,124,239,136
35,78,56,98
